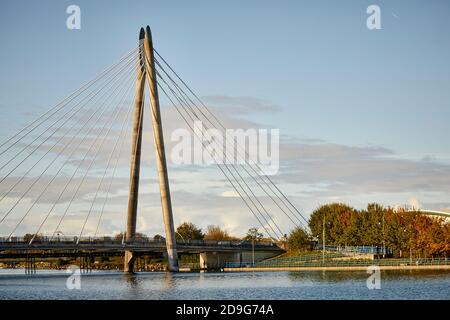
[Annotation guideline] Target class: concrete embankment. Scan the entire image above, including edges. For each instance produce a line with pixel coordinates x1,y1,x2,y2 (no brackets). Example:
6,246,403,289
224,265,450,272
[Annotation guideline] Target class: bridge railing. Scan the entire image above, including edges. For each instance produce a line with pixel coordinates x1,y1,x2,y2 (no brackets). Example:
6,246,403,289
0,236,139,245
313,244,393,255
0,236,163,247
0,236,281,249
224,257,450,268
174,239,278,249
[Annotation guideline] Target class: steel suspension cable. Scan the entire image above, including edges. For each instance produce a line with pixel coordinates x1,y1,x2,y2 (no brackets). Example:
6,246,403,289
145,63,282,238
121,76,145,241
0,51,139,185
156,72,284,239
157,81,280,240
93,93,135,237
29,57,140,243
154,51,308,228
155,60,305,230
154,50,308,226
48,64,139,240
0,66,138,230
93,57,146,238
53,71,138,241
77,72,136,240
144,53,284,238
0,52,140,203
0,55,139,226
154,61,304,230
0,45,140,158
4,59,139,238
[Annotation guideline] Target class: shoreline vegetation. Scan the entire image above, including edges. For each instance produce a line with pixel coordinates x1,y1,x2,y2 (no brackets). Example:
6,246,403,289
0,257,169,272
299,203,449,258
1,203,448,272
1,262,449,273
224,265,450,272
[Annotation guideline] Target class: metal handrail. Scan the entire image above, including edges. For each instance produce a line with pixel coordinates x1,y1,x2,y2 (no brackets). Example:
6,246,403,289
224,257,450,268
0,236,280,249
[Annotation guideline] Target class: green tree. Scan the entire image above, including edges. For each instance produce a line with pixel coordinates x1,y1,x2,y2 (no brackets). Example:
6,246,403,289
176,222,204,241
384,209,414,257
114,232,148,241
287,227,311,252
23,233,43,242
244,228,264,241
153,234,165,241
357,203,385,246
308,203,355,245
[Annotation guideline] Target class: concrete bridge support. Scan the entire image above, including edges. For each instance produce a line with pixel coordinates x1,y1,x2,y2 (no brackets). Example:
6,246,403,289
199,251,280,269
199,252,240,270
143,26,179,272
124,28,146,273
125,26,179,272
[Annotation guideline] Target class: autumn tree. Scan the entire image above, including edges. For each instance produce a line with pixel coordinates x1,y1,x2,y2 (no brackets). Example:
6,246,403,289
204,225,235,240
306,203,449,258
413,215,448,257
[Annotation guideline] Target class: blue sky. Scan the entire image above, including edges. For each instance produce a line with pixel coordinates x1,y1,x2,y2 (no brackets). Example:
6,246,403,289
1,0,449,156
0,0,449,237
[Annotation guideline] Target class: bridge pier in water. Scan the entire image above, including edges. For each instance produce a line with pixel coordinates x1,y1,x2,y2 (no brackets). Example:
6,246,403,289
79,254,93,273
25,254,36,275
125,26,179,273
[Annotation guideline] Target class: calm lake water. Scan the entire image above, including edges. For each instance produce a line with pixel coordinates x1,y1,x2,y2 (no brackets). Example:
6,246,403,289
0,269,449,300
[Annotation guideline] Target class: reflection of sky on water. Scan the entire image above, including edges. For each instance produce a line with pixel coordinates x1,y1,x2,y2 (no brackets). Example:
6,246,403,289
0,270,449,300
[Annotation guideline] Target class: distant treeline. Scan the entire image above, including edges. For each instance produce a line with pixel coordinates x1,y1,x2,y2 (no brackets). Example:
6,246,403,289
303,203,450,258
21,203,449,259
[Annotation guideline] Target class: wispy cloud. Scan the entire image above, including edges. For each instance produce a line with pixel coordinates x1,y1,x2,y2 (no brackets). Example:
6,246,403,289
1,95,449,237
203,95,281,114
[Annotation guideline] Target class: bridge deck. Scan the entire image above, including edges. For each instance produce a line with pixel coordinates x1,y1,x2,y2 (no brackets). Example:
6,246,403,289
0,239,285,259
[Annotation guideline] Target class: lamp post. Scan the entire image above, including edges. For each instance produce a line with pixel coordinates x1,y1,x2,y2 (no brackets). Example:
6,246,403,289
403,226,412,264
55,230,64,242
322,215,325,265
248,227,259,266
409,217,414,265
252,237,255,266
382,211,385,258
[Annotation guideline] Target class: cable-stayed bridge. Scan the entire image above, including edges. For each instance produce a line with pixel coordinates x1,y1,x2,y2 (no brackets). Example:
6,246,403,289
0,26,307,272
